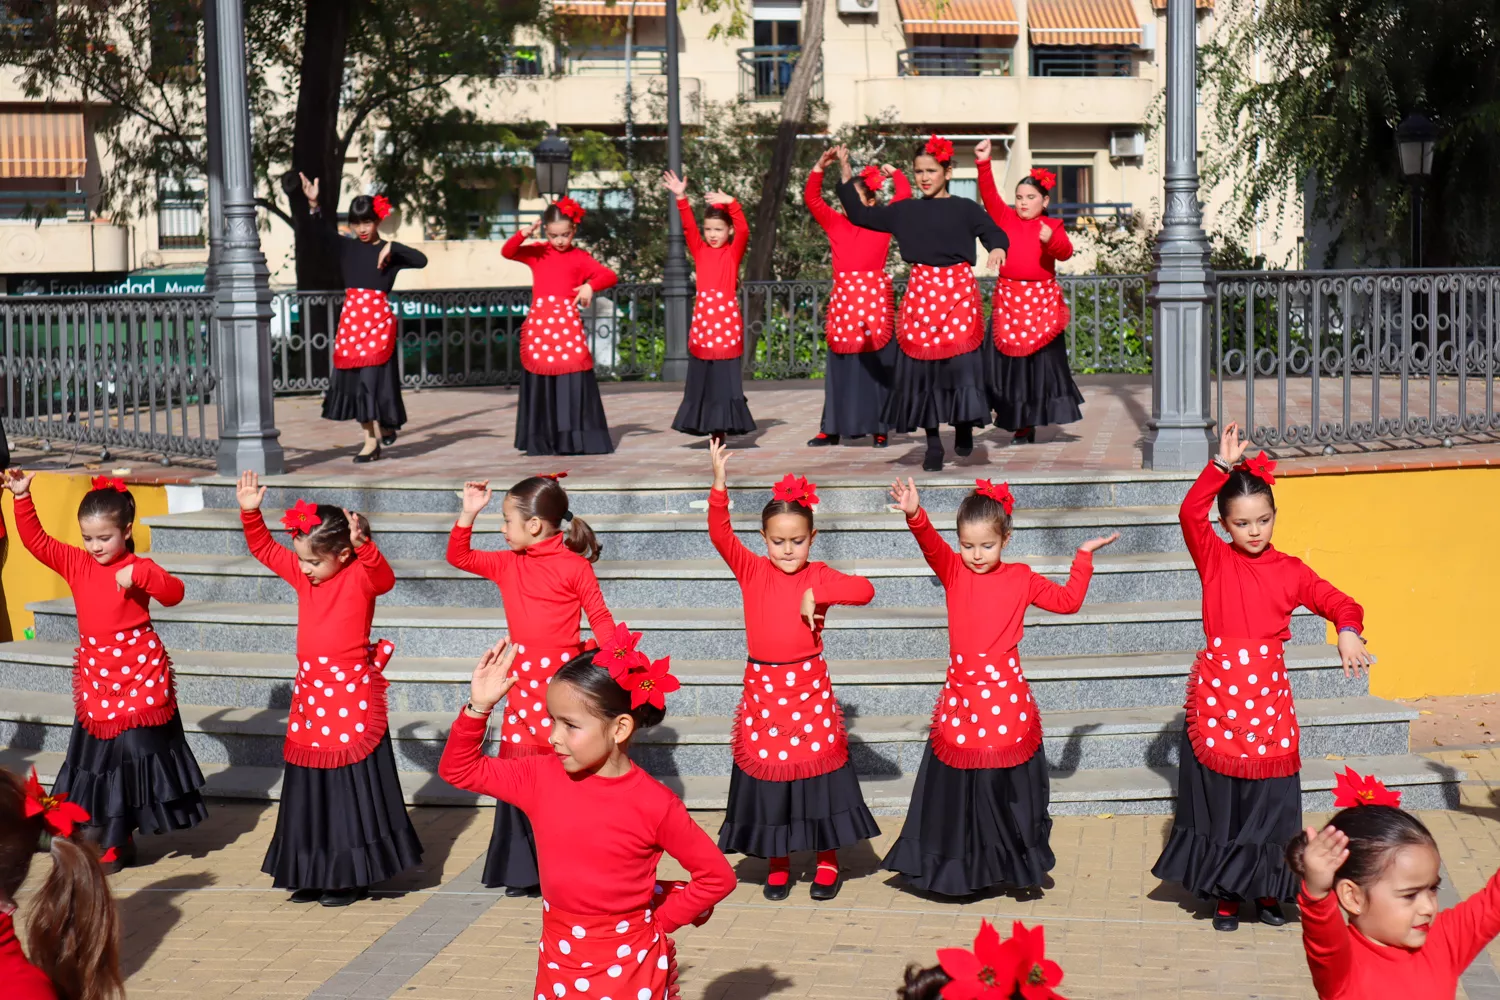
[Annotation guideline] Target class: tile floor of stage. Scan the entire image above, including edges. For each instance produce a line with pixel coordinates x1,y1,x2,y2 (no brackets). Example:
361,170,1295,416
13,746,1500,1000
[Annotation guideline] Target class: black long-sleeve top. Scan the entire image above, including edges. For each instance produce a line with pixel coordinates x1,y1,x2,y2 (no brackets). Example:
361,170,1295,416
836,181,1008,267
310,208,428,292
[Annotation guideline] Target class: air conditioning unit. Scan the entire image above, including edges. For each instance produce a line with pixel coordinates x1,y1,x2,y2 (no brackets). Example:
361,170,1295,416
1110,129,1146,159
837,0,878,15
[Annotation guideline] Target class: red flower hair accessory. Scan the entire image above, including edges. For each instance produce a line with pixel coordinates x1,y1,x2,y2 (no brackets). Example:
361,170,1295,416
924,134,954,163
537,470,569,481
974,479,1015,516
1333,767,1402,809
771,473,819,507
90,475,127,493
1239,451,1278,486
1028,168,1057,192
371,194,392,221
597,621,648,679
23,766,90,840
859,165,885,192
618,655,680,711
937,920,1017,1000
1008,922,1066,1000
555,196,586,225
281,499,322,536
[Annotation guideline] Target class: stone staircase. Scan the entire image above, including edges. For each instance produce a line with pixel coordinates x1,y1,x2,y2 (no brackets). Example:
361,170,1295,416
0,473,1462,813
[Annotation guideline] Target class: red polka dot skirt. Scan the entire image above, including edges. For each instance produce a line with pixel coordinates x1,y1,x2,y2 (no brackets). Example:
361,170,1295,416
825,270,894,354
928,648,1044,770
1185,637,1300,779
283,639,395,769
896,263,984,361
522,295,596,376
688,289,745,361
73,628,178,739
334,288,398,370
991,276,1070,357
533,889,683,1000
731,656,848,781
500,643,587,759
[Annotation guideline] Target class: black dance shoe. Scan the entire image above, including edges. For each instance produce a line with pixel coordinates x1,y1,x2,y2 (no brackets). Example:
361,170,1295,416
1013,426,1036,444
1256,899,1288,926
954,425,974,457
763,879,792,901
808,875,843,902
381,427,399,447
320,887,368,907
1212,900,1241,932
290,888,324,904
922,446,944,472
353,444,382,464
873,434,888,448
807,433,839,447
505,885,541,898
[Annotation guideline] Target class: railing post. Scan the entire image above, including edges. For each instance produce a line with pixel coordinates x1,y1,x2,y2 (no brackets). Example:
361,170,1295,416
660,0,690,382
209,0,284,475
1143,0,1215,470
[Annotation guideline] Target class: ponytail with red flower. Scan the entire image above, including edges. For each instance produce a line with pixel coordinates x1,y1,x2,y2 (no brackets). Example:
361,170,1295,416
90,475,128,493
771,473,819,507
555,196,586,225
974,479,1015,516
280,499,322,536
1239,452,1278,486
1333,767,1402,809
924,134,955,164
859,164,885,192
1027,168,1057,192
595,620,680,712
23,766,91,844
935,920,1067,1000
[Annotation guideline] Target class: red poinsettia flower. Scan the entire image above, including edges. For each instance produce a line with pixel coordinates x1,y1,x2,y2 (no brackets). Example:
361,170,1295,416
23,767,90,838
597,621,648,679
924,134,954,163
1008,922,1066,1000
974,479,1015,516
937,920,1018,1000
1333,767,1402,809
1240,451,1278,485
859,164,885,192
771,473,819,507
280,499,322,536
90,475,127,493
371,194,392,220
556,196,586,224
537,470,569,480
1028,168,1057,192
621,655,679,711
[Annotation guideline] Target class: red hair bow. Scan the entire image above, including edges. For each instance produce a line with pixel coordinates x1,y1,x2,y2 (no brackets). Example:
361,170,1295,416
598,621,648,680
537,470,569,481
924,134,954,163
90,475,127,493
771,473,819,507
1333,767,1402,809
859,165,885,192
937,920,1067,1000
280,499,322,536
23,766,90,839
618,655,680,711
1028,168,1057,192
371,194,392,221
555,196,586,224
1239,452,1278,485
974,479,1015,516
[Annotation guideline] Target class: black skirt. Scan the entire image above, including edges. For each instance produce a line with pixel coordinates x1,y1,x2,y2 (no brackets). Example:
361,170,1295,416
672,357,757,437
882,347,990,433
52,712,207,850
481,801,539,889
261,734,424,891
882,743,1054,896
820,340,897,438
514,369,614,455
1150,732,1301,902
985,335,1084,431
321,354,407,429
717,761,879,859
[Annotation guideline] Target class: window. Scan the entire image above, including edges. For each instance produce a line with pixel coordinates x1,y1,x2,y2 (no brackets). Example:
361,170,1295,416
150,1,200,79
948,178,978,202
157,178,206,250
1031,164,1092,206
463,189,522,240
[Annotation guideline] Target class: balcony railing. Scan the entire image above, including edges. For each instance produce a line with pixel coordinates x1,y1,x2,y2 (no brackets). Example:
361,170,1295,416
561,45,666,75
897,47,1014,77
738,46,822,102
158,199,206,249
494,46,545,77
1029,46,1135,78
0,190,88,220
1052,203,1133,228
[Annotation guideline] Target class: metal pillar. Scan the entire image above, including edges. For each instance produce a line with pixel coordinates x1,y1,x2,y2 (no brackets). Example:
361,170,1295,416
210,0,284,475
1142,0,1215,470
659,0,691,382
203,0,224,292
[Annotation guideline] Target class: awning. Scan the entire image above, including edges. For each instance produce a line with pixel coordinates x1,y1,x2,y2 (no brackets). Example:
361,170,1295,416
0,111,87,179
1028,0,1142,46
898,0,1019,35
553,0,667,15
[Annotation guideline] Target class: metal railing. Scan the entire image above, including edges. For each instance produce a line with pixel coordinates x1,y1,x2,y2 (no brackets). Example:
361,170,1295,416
897,46,1014,77
0,190,88,220
157,198,206,249
1214,269,1500,450
493,47,545,77
561,45,667,75
1052,203,1134,228
1029,47,1135,77
738,46,821,102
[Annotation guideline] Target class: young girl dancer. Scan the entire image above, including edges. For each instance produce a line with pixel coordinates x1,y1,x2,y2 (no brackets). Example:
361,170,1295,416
236,472,423,906
5,471,205,873
1151,422,1373,931
975,140,1085,443
839,136,1008,471
1,767,122,1000
663,170,757,444
707,440,878,900
301,173,428,462
882,477,1117,897
440,637,735,1000
503,199,619,456
446,473,616,895
894,919,1068,1000
1290,769,1500,999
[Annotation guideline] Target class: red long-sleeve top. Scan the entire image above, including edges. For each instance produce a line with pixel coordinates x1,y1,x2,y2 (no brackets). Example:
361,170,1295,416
446,528,615,648
501,232,618,297
677,197,748,295
15,493,184,638
241,509,395,662
1299,874,1500,999
1182,464,1363,644
707,488,875,663
439,708,735,931
804,168,912,273
977,158,1074,281
0,913,57,1000
906,507,1093,655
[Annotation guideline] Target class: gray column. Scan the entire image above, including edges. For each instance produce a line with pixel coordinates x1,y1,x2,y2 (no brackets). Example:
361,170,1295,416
210,0,284,475
1142,0,1215,470
659,0,691,382
203,0,223,292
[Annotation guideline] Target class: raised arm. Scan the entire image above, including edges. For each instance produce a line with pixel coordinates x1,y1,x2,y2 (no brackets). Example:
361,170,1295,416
903,507,960,586
675,198,705,256
889,169,913,204
1179,462,1228,573
501,229,545,264
240,509,304,588
437,707,539,811
12,494,82,579
446,522,511,580
804,169,838,231
1026,551,1095,615
355,539,397,597
128,557,186,608
975,156,1016,226
727,199,750,261
707,488,759,580
837,180,896,233
578,250,618,292
650,797,737,933
1434,868,1500,973
573,563,618,643
1296,885,1354,999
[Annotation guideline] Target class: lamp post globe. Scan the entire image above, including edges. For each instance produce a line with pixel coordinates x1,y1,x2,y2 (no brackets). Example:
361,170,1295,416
532,128,573,202
1395,113,1438,179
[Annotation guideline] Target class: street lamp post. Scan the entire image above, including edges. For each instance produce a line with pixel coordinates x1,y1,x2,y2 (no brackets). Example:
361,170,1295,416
531,128,573,202
1395,113,1437,267
660,0,691,383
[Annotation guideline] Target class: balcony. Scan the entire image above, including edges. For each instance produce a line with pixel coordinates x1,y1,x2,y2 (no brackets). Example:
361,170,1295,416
1029,46,1136,77
494,46,546,77
1052,203,1133,228
158,198,206,250
561,46,666,76
897,47,1014,78
738,46,822,102
0,190,88,221
0,217,128,273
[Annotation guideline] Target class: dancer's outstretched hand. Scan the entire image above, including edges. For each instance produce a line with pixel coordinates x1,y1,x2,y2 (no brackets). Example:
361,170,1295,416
1338,631,1374,680
1078,532,1120,554
709,437,732,491
815,147,839,172
1300,823,1350,899
235,470,265,511
889,477,920,516
984,247,1006,274
3,468,33,498
662,170,688,198
344,509,370,548
468,638,519,715
974,138,992,163
1218,421,1248,467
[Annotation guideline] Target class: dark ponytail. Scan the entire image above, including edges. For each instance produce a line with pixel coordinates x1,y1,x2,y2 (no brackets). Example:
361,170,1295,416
506,476,601,562
77,488,137,553
897,964,953,1000
1216,467,1276,519
1286,805,1438,891
299,504,374,560
552,651,666,735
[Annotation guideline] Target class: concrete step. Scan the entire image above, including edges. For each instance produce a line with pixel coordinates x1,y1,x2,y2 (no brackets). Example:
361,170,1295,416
0,689,1414,778
28,598,1331,662
142,506,1187,561
0,748,1457,815
0,642,1366,716
192,472,1196,517
153,550,1202,608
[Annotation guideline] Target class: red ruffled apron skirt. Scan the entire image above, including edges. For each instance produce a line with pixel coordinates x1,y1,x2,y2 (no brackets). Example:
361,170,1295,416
896,263,984,360
334,288,398,369
74,627,178,738
522,295,595,376
929,647,1043,769
1184,637,1299,779
688,289,745,360
501,642,588,759
731,655,847,781
826,270,894,353
285,639,395,769
535,883,697,1000
991,276,1070,357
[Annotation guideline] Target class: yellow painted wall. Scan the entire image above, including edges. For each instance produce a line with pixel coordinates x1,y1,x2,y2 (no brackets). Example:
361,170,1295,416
1275,467,1500,699
0,473,169,642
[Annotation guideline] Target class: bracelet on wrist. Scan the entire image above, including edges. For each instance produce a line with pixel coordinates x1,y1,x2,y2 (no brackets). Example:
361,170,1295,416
466,701,493,716
1211,456,1232,473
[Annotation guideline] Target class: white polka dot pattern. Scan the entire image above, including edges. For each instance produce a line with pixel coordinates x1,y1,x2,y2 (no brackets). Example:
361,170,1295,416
1187,637,1299,777
284,638,396,767
991,276,1070,357
520,295,596,375
533,889,682,1000
825,270,895,353
896,263,984,360
333,288,398,370
928,647,1044,768
500,643,586,757
731,656,848,780
72,627,177,738
688,288,745,360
